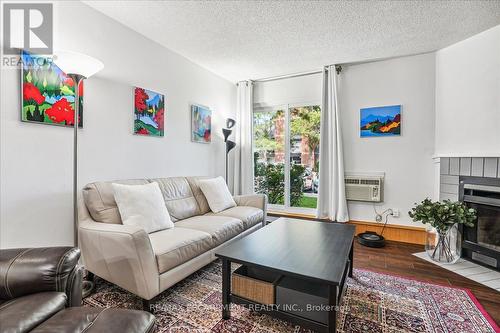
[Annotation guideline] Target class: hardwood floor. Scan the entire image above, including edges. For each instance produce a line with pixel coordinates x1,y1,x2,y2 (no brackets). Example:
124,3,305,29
352,240,500,325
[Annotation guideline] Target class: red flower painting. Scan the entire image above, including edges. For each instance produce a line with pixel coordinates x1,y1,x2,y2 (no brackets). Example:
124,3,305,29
23,82,45,105
21,51,84,127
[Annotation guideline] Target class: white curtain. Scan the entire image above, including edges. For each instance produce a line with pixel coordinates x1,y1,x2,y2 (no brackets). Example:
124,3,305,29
316,66,349,222
233,80,254,195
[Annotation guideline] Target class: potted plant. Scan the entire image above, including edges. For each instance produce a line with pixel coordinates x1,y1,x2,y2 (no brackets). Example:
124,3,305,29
409,199,476,264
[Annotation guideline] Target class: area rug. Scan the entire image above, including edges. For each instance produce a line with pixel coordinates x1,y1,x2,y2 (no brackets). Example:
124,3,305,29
83,261,499,333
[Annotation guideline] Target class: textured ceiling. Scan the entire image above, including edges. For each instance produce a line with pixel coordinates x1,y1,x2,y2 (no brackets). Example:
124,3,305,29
85,1,500,82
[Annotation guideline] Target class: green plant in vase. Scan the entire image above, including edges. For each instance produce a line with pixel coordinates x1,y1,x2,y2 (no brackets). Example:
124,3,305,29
409,199,476,263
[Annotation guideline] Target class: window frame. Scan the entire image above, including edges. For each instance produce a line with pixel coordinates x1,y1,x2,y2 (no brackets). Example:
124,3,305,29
253,100,321,215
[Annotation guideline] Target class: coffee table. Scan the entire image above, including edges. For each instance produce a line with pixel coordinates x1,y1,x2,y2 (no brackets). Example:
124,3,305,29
215,217,355,333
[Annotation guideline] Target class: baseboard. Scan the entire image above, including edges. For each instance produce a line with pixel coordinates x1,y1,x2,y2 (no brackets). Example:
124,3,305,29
268,211,426,245
348,220,426,245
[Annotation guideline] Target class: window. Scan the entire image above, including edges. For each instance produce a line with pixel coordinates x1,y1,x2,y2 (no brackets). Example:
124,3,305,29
253,103,321,213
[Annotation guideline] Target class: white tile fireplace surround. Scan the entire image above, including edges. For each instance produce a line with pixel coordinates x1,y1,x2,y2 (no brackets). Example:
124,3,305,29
439,157,500,201
413,252,500,291
437,156,500,275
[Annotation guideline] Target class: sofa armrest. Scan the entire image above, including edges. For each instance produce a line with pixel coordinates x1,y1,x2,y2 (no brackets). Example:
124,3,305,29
233,194,268,226
78,220,159,300
233,193,267,210
67,264,84,306
0,247,80,302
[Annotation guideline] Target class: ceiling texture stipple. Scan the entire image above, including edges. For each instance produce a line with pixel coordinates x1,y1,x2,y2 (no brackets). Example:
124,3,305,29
85,1,500,82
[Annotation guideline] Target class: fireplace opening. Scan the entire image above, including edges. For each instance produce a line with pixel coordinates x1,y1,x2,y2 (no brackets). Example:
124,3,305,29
459,176,500,271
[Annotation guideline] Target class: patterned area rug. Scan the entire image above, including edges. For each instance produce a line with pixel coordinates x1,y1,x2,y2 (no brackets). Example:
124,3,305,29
84,261,499,333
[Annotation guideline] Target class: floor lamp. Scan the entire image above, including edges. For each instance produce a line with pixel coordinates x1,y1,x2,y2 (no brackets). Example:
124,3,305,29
223,118,236,183
54,50,104,297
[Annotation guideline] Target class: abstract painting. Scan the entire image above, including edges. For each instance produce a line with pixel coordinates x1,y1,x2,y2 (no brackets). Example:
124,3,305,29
360,105,401,137
191,104,211,143
21,50,83,127
134,87,165,137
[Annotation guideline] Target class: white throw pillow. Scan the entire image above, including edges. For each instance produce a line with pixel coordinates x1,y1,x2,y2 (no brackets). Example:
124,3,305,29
198,177,236,213
112,182,173,233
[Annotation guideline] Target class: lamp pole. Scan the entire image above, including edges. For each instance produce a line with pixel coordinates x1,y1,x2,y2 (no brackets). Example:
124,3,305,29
67,73,85,246
53,50,103,300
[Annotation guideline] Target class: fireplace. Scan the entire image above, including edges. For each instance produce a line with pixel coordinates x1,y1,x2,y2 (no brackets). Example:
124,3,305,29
459,176,500,270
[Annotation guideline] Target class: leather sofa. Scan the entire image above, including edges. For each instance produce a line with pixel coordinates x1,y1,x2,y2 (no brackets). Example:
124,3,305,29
78,176,267,309
0,247,155,333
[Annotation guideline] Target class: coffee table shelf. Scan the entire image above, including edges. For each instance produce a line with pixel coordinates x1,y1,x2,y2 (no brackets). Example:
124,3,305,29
216,218,355,333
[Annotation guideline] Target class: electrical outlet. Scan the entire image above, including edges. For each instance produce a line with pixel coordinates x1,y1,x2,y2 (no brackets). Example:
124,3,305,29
392,209,400,217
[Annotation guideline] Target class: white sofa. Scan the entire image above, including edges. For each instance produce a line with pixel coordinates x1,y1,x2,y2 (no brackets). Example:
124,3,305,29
77,176,267,309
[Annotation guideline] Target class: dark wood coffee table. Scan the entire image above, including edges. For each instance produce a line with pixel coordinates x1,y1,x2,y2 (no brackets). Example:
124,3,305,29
215,217,355,333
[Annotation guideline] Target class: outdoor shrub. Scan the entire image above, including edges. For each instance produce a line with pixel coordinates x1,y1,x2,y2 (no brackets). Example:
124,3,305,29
254,162,305,206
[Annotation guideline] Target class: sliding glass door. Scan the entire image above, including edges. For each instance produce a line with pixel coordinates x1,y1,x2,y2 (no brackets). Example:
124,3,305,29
253,103,321,213
253,106,286,205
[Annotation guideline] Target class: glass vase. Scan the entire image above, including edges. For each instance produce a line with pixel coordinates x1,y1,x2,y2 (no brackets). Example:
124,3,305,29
425,224,462,264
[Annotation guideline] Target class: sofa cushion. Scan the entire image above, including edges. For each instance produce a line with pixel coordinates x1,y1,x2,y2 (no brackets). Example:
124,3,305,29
0,292,67,333
31,307,156,333
198,177,236,213
206,206,263,229
148,227,213,273
83,179,150,224
175,216,244,246
149,177,201,222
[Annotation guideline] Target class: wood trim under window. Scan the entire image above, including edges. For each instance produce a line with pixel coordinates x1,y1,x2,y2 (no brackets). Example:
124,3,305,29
268,211,426,245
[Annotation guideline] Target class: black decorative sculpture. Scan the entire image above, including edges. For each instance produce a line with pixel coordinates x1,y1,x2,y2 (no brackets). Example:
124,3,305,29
223,119,236,183
226,118,236,129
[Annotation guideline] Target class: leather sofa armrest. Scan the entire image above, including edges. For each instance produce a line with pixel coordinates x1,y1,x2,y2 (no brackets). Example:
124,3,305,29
233,193,268,210
233,194,268,226
0,247,80,301
78,220,160,300
66,265,84,307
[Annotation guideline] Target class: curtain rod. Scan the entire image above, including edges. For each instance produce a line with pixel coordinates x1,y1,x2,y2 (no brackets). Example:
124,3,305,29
253,69,323,83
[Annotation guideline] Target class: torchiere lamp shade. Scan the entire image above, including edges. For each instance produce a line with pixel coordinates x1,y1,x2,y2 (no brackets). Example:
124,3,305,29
226,118,236,129
53,50,104,78
226,140,236,153
223,128,232,142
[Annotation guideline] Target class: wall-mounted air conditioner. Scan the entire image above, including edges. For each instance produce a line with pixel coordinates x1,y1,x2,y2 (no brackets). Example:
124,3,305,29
345,175,384,202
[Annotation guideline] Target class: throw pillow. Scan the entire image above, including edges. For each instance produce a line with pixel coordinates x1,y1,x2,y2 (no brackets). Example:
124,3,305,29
198,177,236,213
112,182,173,233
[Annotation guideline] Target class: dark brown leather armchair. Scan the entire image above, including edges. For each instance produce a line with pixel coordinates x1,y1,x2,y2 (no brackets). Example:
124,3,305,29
0,247,155,333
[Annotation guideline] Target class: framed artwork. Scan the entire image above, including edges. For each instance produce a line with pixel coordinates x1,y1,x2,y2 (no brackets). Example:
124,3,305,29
191,104,211,143
134,87,165,137
360,105,401,137
21,50,83,127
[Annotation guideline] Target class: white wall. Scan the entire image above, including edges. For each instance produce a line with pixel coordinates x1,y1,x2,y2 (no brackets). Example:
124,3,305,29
341,54,436,226
435,25,500,157
0,1,236,248
253,54,436,226
254,74,322,107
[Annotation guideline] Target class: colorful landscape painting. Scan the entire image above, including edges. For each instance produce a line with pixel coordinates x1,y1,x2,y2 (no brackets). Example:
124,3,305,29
360,105,401,137
134,87,165,137
21,50,83,127
191,105,211,143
